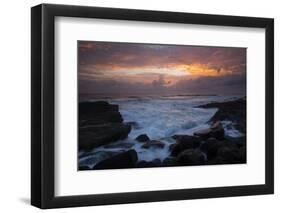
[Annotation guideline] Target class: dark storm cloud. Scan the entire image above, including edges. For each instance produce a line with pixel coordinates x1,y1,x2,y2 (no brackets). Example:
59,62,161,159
80,74,246,96
78,41,246,95
172,74,246,95
79,41,246,75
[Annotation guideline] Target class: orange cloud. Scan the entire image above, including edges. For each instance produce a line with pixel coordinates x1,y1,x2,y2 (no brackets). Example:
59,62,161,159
176,64,234,77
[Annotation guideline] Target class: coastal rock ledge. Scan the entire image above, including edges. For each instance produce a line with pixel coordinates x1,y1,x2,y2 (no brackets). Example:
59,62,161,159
93,149,138,170
168,98,247,166
79,101,131,150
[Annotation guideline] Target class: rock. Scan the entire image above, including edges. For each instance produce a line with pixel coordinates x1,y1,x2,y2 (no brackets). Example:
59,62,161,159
194,128,212,138
141,140,165,149
170,135,201,157
80,114,122,126
201,136,246,164
135,134,150,142
176,149,205,165
162,157,178,166
93,149,138,170
206,143,243,165
196,98,246,133
79,150,120,167
172,135,201,143
136,159,162,168
151,158,162,166
210,125,225,140
199,137,224,160
79,101,123,123
226,136,246,148
193,121,225,140
79,101,132,151
211,121,221,129
79,123,131,150
199,135,248,164
79,165,91,171
239,145,246,162
216,145,241,163
136,161,155,168
103,142,133,149
80,101,118,112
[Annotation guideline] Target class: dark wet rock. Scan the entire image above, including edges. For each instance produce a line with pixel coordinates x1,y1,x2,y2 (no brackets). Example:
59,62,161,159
103,142,133,149
162,157,178,166
200,136,246,164
79,165,91,171
239,145,246,162
197,98,246,133
141,140,165,149
79,150,120,167
176,149,205,165
136,159,162,168
79,115,122,126
151,158,162,166
199,137,224,160
210,121,225,140
135,134,150,142
79,123,131,150
79,101,131,150
136,161,155,168
79,101,123,124
210,126,225,140
207,143,245,165
211,121,221,129
93,149,138,170
193,121,225,140
217,145,241,162
226,136,246,148
193,128,212,138
172,135,201,142
170,135,201,157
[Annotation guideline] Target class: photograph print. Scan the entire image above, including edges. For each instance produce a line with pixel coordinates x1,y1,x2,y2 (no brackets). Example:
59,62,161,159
78,41,246,171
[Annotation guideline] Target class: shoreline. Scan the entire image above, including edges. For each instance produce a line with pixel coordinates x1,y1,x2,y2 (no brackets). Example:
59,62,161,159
79,97,246,170
196,97,246,133
79,94,246,102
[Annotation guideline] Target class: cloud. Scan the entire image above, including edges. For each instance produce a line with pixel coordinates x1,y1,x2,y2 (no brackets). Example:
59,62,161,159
78,41,246,77
79,74,246,96
78,41,246,96
152,75,168,88
172,74,246,95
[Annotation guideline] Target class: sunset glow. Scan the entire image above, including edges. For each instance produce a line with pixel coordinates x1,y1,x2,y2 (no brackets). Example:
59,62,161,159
78,41,246,96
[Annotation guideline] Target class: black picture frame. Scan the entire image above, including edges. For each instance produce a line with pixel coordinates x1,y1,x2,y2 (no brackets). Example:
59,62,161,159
31,3,274,209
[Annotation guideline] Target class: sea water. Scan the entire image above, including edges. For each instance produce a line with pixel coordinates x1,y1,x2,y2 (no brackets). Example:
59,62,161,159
79,95,243,168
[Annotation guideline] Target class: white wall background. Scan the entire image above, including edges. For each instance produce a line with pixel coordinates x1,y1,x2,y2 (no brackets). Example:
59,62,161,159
0,0,279,212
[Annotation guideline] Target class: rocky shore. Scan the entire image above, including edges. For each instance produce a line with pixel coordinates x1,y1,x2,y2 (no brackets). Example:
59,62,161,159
79,101,131,150
79,98,246,170
196,97,246,133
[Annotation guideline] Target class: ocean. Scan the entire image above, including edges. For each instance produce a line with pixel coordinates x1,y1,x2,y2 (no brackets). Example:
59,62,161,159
79,95,244,168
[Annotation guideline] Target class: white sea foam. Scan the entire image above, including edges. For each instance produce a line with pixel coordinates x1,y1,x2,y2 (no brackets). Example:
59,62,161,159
221,120,244,138
79,95,244,168
112,96,220,140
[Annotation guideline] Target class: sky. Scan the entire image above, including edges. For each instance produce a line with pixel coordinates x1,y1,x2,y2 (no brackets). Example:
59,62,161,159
78,41,246,97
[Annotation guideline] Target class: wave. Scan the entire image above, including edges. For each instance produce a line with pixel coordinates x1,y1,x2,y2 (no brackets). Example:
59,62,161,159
79,95,244,168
